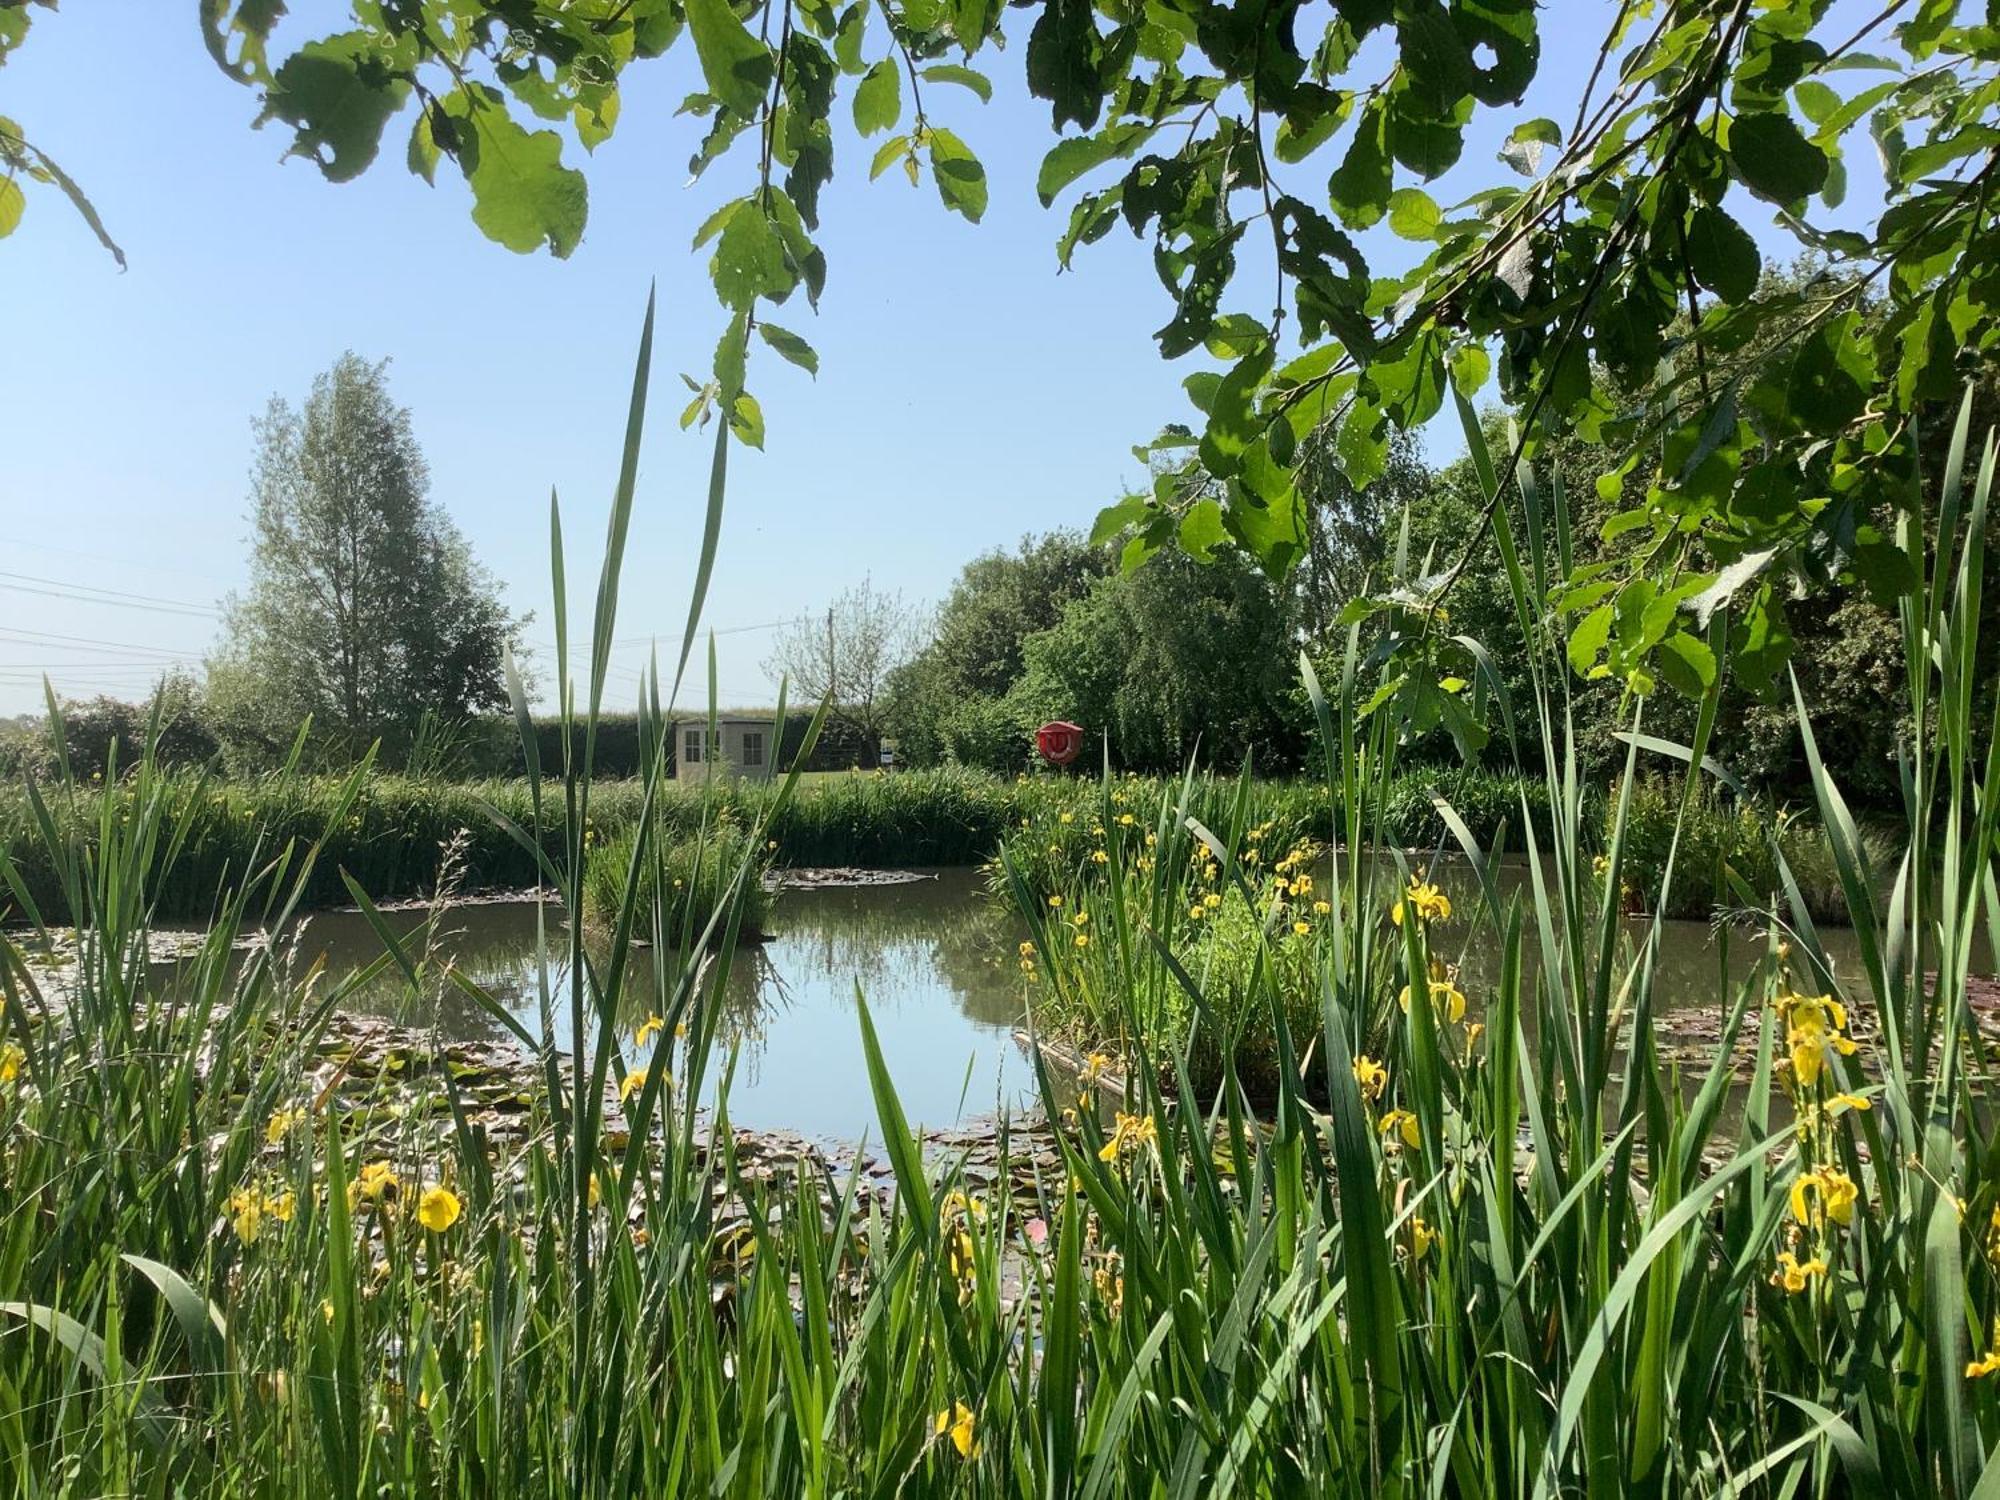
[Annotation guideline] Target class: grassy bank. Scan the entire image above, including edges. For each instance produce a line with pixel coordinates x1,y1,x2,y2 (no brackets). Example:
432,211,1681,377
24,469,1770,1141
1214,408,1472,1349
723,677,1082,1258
0,763,1557,925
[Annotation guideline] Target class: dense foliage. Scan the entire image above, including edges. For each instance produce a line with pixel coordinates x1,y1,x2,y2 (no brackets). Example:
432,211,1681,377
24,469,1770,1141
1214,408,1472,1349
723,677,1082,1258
3,372,1996,1494
0,762,1545,923
888,531,1311,773
204,354,523,766
885,531,1110,769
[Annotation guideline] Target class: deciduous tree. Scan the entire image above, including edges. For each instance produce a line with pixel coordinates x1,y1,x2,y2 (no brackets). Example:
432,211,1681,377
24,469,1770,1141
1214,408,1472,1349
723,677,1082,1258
209,354,520,763
763,576,917,744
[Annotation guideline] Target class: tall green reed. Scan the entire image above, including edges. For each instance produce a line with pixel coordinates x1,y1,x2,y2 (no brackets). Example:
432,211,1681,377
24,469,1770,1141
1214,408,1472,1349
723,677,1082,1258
2,301,1997,1499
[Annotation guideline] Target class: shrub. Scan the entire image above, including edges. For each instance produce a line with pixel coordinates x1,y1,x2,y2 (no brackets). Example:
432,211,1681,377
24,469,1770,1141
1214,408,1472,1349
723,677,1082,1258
580,820,772,943
1610,776,1891,924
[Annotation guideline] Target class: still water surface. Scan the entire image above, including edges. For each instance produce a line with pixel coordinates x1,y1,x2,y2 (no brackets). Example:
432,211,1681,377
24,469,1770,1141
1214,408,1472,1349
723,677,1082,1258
270,860,1918,1142
294,869,1038,1142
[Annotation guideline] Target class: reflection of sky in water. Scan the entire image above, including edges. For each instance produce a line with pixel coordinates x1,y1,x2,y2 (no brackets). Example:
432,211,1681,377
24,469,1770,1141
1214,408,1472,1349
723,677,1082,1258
282,870,1037,1143
261,856,1952,1141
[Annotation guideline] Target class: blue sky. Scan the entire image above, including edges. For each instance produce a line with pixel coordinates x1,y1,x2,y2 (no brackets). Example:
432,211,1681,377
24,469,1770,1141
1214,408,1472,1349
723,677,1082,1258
0,1,1888,718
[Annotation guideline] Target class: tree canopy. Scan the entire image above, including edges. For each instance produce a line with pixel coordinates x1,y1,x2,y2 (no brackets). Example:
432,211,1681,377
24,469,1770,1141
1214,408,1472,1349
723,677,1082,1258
762,576,919,741
207,353,522,762
9,0,1997,746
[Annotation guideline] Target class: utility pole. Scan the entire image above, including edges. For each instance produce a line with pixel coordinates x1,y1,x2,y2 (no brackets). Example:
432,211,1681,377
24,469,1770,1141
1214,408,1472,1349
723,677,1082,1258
825,606,837,712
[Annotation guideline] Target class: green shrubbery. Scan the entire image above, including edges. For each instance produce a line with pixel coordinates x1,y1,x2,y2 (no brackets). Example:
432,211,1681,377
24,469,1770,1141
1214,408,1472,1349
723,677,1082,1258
1610,776,1892,924
579,819,773,942
0,763,1554,924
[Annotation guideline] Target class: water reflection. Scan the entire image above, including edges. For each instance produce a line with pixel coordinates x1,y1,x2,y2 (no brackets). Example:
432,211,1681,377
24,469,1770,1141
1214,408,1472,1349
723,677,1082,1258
282,870,1036,1142
257,855,1977,1141
1404,853,1873,1001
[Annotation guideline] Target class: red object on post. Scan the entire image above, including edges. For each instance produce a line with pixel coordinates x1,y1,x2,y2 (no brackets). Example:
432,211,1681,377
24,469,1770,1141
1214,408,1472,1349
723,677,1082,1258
1035,721,1084,766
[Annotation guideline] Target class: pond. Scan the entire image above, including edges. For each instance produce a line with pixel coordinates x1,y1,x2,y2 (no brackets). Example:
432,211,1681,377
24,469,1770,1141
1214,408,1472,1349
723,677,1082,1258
261,858,1929,1143
289,868,1039,1144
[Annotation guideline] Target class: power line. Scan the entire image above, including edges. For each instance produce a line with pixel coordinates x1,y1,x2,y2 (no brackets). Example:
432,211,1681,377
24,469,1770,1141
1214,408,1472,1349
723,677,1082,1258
0,627,205,660
0,572,222,618
525,618,787,656
4,537,230,588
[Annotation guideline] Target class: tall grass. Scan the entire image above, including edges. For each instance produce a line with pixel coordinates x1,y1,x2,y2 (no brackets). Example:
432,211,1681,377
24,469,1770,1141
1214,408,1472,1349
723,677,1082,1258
1613,773,1897,924
3,311,1997,1497
0,763,1551,923
579,818,774,940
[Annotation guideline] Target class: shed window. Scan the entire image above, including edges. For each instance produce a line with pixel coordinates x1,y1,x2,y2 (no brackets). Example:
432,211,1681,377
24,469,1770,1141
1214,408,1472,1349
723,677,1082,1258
683,728,703,764
741,731,765,768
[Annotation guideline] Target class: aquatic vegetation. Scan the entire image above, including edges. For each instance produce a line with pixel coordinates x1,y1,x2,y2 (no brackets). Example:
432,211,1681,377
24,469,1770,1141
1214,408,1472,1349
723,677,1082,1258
0,760,1553,925
1610,774,1897,924
579,817,773,943
2,331,1997,1498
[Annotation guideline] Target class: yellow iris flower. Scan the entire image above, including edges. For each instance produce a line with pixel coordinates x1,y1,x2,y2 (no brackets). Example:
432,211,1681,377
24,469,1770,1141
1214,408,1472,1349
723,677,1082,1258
1351,1054,1387,1102
1770,1250,1828,1293
352,1161,399,1207
418,1184,462,1233
1097,1110,1157,1163
1779,993,1857,1086
1379,1108,1421,1150
1391,878,1452,927
933,1401,980,1459
1409,1216,1438,1260
1790,1166,1860,1228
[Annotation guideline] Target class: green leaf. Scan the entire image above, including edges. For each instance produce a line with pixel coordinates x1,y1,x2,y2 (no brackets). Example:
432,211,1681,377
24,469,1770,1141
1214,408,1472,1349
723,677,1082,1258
263,30,412,184
686,0,775,118
728,392,765,448
0,176,21,238
921,64,992,103
1091,492,1150,545
756,321,819,376
868,135,909,181
1386,187,1441,240
1683,205,1760,303
450,94,589,257
1568,602,1612,677
832,3,867,73
1274,83,1350,164
406,107,442,184
712,205,794,308
1728,111,1829,204
1385,86,1463,177
120,1255,226,1375
1448,342,1490,395
1656,628,1717,697
1328,99,1391,229
853,989,932,1232
1197,345,1274,480
574,89,620,152
1334,398,1390,489
1036,124,1150,206
927,127,987,222
1025,0,1103,132
1178,497,1227,561
714,310,749,395
852,59,900,136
